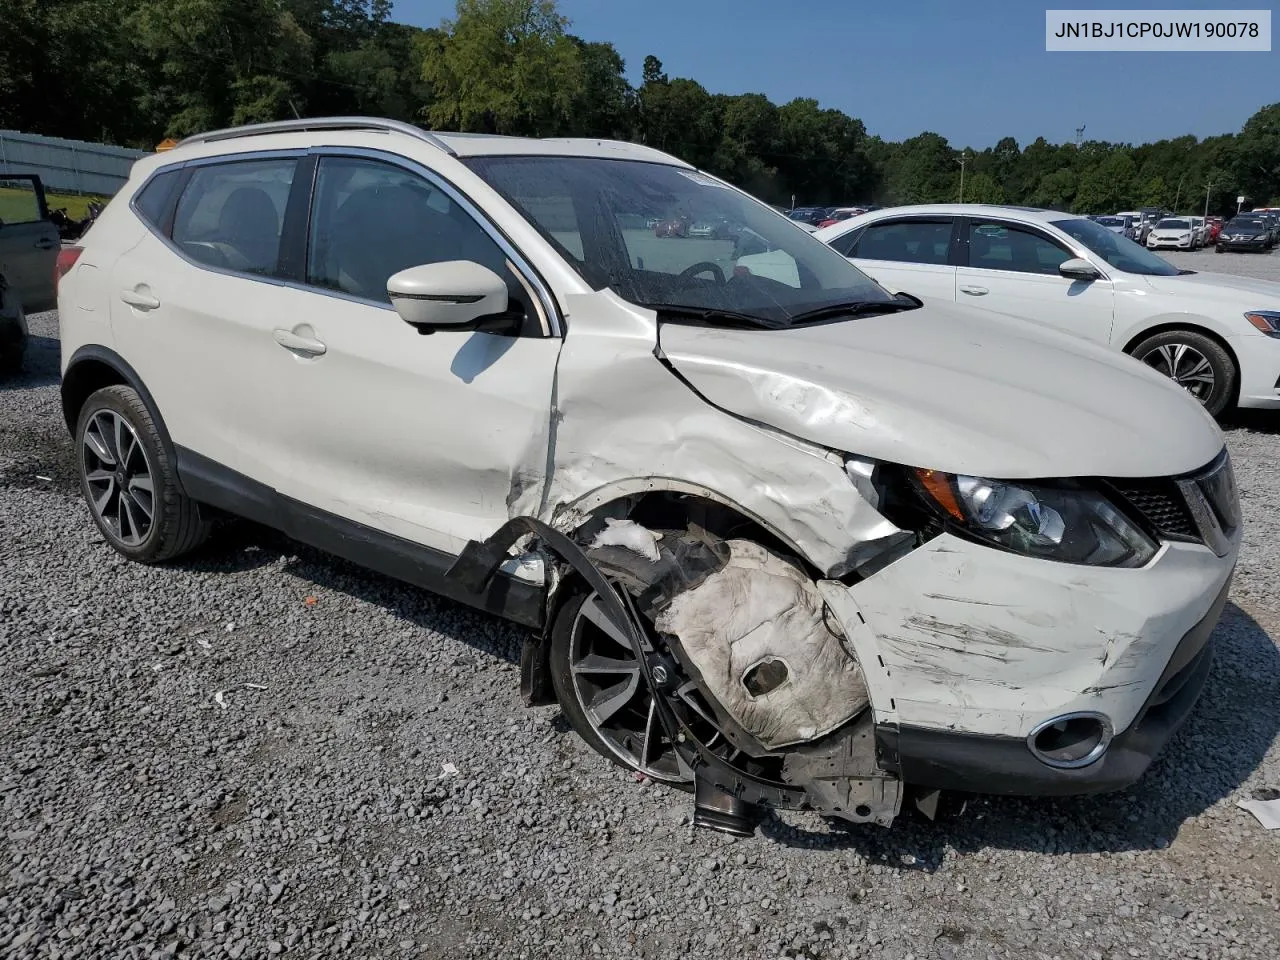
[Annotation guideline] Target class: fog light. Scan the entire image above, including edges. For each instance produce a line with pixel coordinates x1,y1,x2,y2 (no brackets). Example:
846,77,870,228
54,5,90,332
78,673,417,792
1027,712,1112,769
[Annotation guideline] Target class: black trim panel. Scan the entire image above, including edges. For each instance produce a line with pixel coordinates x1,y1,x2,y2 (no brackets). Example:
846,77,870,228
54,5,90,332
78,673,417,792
61,345,182,474
176,446,545,629
880,576,1230,796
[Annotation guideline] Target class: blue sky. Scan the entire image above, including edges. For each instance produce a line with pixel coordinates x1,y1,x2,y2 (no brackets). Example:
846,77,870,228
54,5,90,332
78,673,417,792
391,0,1276,148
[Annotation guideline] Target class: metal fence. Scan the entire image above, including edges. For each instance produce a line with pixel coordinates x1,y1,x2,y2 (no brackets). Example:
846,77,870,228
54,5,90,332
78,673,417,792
0,130,149,197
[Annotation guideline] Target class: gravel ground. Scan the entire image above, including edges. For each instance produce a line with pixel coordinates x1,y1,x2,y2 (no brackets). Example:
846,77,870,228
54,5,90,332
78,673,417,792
2,246,1279,960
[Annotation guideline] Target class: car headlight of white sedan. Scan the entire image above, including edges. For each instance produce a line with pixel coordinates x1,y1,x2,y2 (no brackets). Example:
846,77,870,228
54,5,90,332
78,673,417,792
1245,310,1280,338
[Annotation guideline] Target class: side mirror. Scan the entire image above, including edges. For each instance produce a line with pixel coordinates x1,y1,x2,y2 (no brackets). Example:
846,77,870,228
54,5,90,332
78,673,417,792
387,261,510,333
1058,257,1101,281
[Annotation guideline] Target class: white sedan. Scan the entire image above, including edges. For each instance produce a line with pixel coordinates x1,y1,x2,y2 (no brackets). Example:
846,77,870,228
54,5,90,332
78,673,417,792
815,204,1280,415
1146,217,1197,250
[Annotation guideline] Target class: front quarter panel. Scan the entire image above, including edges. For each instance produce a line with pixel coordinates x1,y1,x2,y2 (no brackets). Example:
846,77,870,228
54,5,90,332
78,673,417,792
533,290,897,575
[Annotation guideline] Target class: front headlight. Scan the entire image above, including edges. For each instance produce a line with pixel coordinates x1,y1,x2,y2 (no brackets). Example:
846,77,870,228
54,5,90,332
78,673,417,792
912,469,1157,568
1245,310,1280,337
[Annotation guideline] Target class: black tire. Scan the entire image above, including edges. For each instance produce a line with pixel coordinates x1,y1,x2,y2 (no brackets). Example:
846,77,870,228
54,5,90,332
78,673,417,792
0,333,23,378
1130,329,1238,418
1215,245,1224,253
548,586,693,790
75,384,210,563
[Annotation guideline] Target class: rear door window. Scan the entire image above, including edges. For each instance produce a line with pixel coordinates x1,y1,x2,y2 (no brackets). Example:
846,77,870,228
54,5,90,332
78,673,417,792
171,159,297,276
0,176,47,225
854,220,955,265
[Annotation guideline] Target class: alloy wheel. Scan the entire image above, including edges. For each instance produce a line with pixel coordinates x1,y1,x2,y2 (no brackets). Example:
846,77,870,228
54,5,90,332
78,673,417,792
81,409,156,547
1138,342,1216,402
568,592,693,784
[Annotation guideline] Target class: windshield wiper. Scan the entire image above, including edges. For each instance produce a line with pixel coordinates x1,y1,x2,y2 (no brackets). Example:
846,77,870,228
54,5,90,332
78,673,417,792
788,297,921,324
648,304,788,330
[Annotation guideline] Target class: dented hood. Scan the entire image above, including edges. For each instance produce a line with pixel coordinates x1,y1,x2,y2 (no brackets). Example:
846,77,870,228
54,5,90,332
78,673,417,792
659,302,1224,479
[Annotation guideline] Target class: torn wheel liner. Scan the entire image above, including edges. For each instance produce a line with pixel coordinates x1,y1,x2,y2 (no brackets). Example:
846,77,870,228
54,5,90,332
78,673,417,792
655,539,870,750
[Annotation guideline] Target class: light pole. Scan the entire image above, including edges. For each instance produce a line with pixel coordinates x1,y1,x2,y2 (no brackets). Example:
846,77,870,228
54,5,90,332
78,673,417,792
1173,172,1187,213
957,152,969,203
1203,180,1212,221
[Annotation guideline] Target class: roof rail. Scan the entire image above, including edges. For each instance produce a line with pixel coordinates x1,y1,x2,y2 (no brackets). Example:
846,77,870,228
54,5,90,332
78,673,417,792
176,117,457,156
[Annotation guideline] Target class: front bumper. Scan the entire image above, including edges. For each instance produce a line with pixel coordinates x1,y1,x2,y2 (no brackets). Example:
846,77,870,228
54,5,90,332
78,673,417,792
817,530,1236,797
878,577,1227,795
1230,332,1280,409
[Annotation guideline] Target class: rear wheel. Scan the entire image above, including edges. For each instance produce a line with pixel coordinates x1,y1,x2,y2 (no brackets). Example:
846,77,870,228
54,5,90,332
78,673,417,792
0,300,25,379
75,385,210,562
1130,329,1237,417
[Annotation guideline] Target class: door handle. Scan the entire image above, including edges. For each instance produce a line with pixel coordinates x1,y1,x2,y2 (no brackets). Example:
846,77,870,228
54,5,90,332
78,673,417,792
273,328,327,356
35,237,58,250
959,285,989,296
120,289,160,310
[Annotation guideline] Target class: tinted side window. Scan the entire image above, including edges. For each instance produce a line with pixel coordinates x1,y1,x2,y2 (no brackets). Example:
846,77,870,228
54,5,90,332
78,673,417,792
172,159,297,276
133,170,181,230
305,156,519,308
968,221,1070,275
0,177,46,225
828,226,864,257
855,220,953,265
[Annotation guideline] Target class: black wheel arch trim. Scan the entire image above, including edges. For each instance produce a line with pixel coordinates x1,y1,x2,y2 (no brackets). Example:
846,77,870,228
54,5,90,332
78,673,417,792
61,344,186,494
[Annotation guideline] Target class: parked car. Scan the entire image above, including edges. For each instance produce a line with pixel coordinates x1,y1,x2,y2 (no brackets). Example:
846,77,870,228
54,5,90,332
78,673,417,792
816,203,1280,416
1216,216,1274,253
816,207,867,229
58,120,1239,834
1146,218,1197,250
1116,210,1147,242
654,216,689,238
786,207,830,226
1095,215,1134,239
0,174,61,376
1182,217,1203,248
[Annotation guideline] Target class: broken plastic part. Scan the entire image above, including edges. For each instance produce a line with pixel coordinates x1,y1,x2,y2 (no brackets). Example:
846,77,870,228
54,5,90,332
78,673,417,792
656,540,870,750
589,518,661,562
781,713,903,827
693,776,761,837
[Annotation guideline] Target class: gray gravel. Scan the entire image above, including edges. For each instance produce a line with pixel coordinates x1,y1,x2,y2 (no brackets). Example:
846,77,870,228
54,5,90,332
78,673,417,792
3,247,1279,960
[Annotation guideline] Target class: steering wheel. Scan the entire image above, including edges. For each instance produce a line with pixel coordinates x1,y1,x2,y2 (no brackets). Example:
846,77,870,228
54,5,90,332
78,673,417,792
677,261,726,285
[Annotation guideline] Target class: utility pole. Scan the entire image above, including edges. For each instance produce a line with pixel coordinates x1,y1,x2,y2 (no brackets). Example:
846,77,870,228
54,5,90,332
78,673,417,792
957,152,969,203
1203,180,1212,221
1173,172,1187,213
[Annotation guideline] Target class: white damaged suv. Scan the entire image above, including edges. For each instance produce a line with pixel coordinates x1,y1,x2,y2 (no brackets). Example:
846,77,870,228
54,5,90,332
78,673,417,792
57,119,1240,833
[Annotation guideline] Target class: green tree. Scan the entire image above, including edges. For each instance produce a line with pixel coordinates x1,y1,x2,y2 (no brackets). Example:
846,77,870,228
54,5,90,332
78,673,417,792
1233,103,1280,209
420,0,581,135
130,0,314,135
1074,150,1136,213
884,132,956,203
963,172,1005,204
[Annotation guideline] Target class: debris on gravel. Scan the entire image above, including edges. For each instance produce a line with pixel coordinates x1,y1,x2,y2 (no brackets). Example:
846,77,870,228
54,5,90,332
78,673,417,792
3,262,1279,959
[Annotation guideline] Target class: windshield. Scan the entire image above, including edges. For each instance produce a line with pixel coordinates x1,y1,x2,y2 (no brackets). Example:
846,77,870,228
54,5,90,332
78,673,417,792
1053,217,1179,276
465,156,897,326
1096,217,1123,226
1157,219,1189,229
1226,218,1266,232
